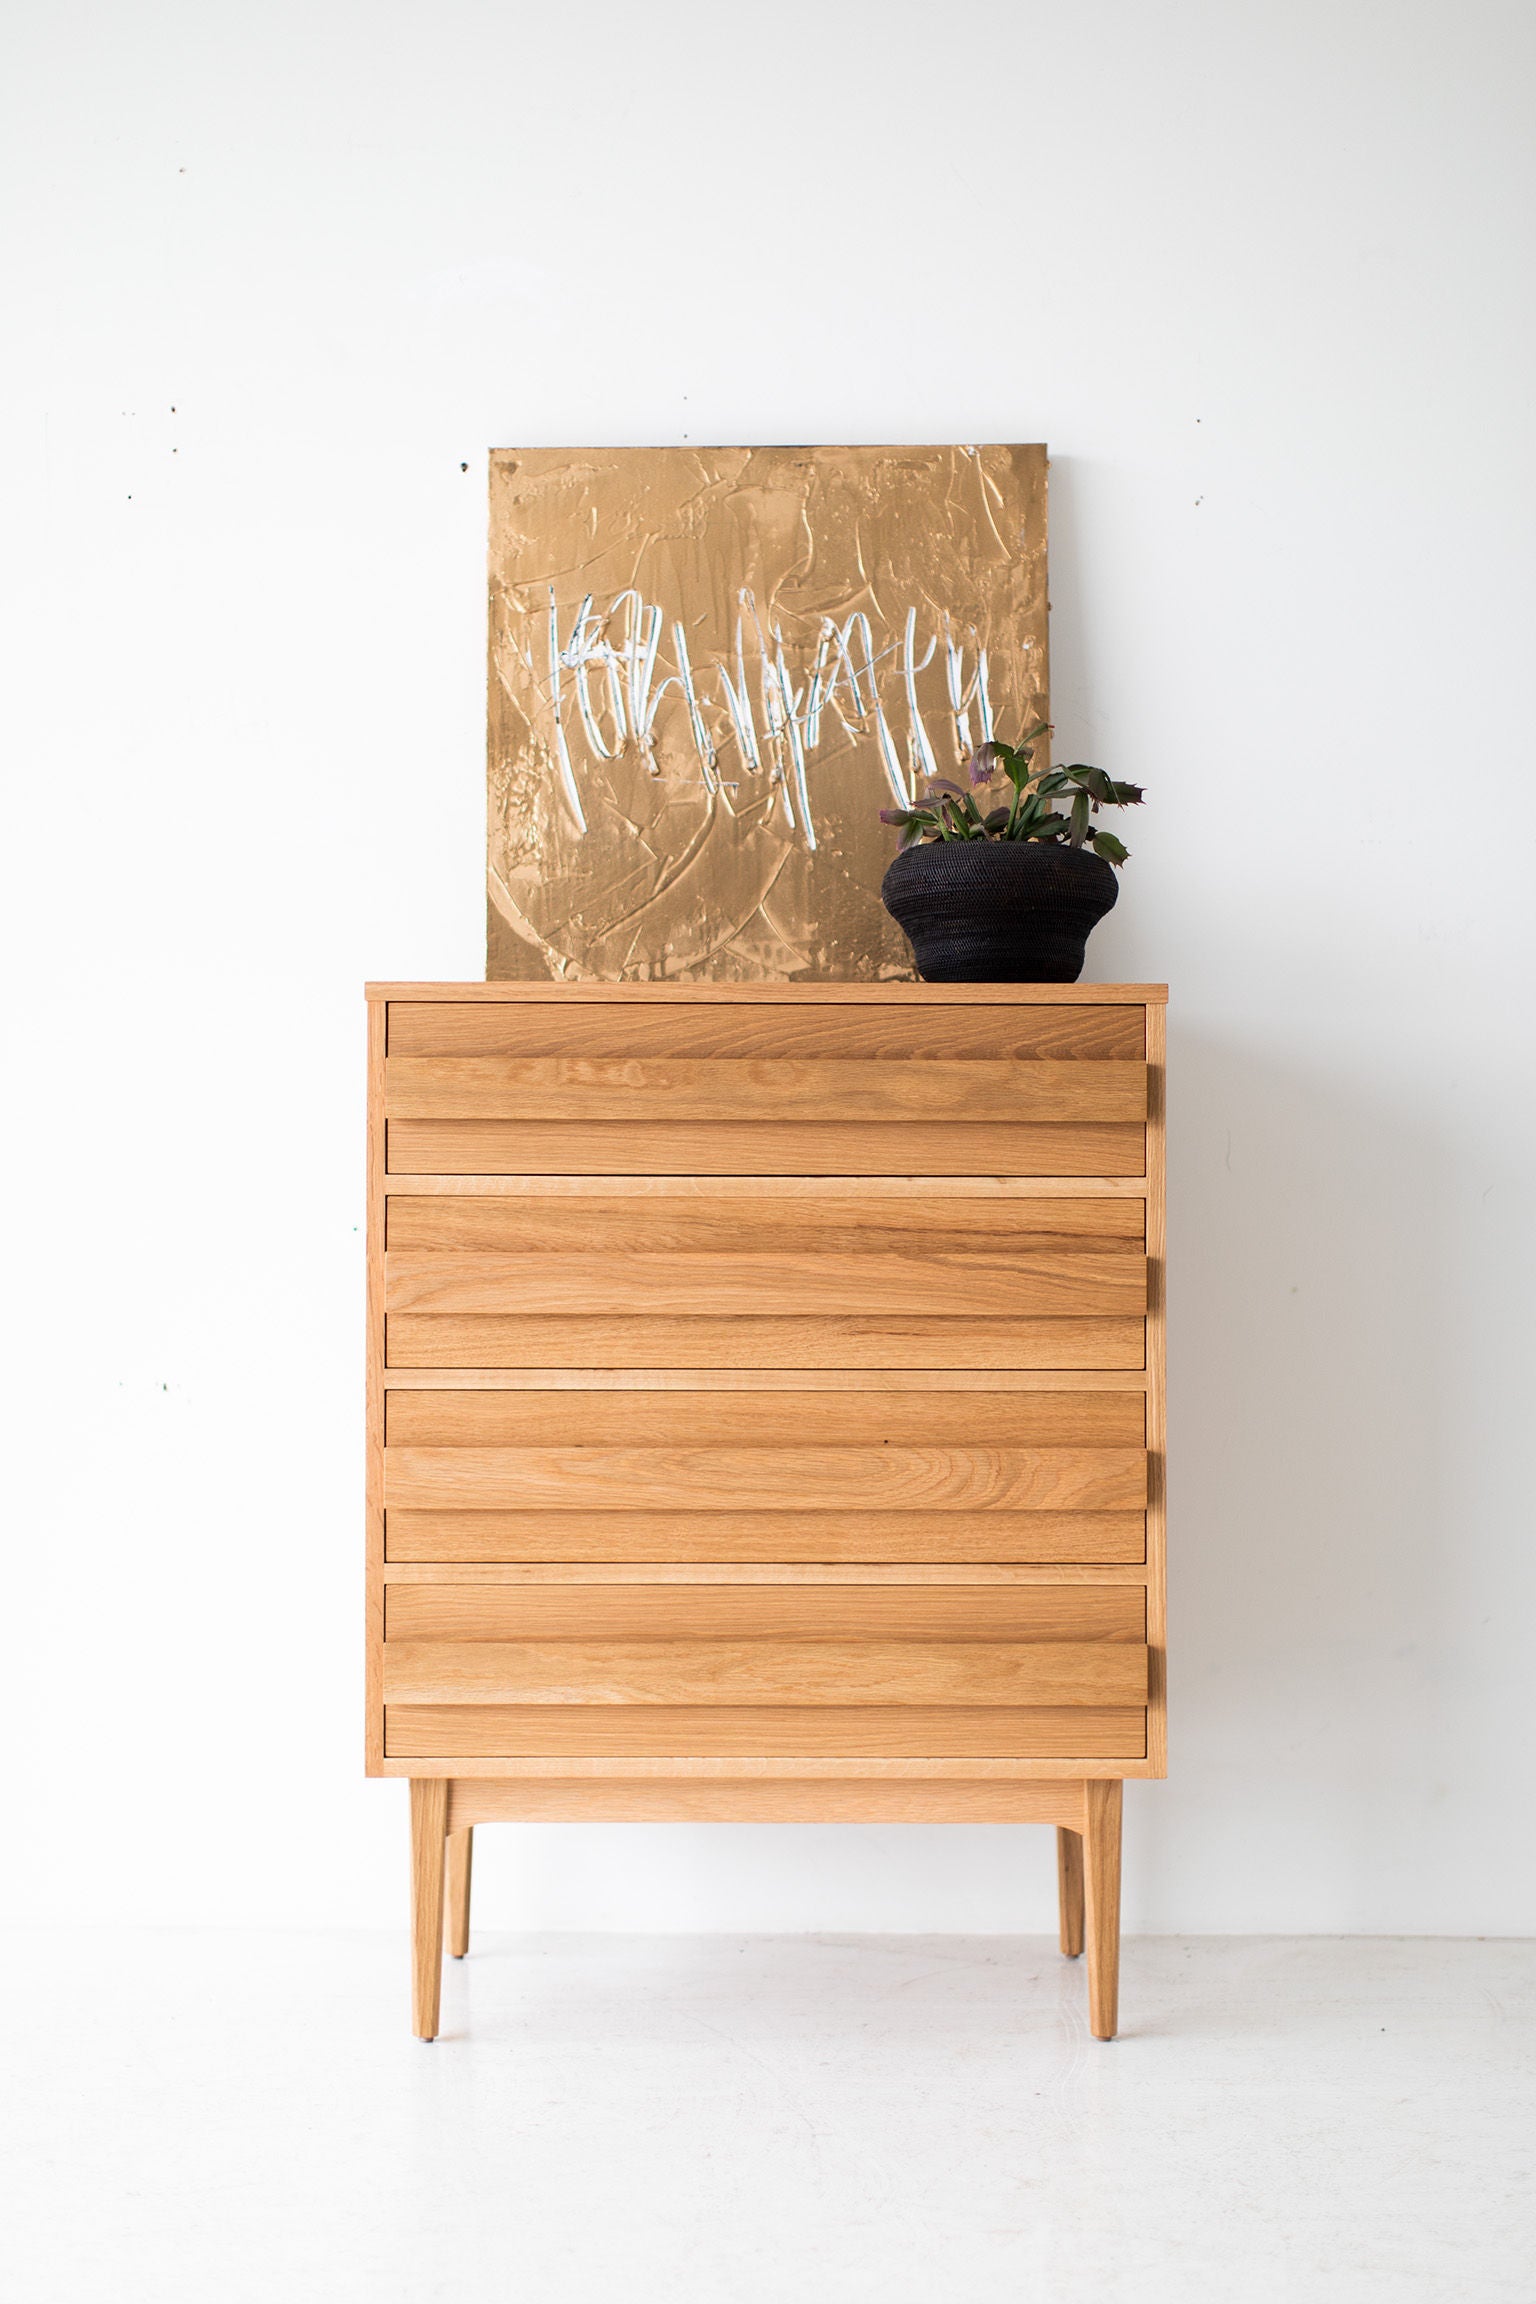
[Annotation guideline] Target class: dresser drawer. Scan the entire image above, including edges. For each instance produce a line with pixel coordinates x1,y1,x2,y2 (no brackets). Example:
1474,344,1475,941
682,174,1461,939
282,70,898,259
382,1385,1147,1564
384,1186,1146,1370
386,1585,1142,1760
380,1577,1147,1760
383,1004,1146,1175
382,1386,1147,1559
384,1585,1146,1760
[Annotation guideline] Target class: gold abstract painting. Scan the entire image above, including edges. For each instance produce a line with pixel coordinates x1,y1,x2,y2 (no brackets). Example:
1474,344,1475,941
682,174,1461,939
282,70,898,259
486,443,1049,981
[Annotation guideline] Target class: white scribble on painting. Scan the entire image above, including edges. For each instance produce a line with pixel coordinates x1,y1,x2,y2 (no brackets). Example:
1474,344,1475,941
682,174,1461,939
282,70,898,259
520,587,1001,849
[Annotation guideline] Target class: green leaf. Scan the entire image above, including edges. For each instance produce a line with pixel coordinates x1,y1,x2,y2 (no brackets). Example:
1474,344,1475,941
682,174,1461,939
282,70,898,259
1069,791,1091,846
1091,830,1130,865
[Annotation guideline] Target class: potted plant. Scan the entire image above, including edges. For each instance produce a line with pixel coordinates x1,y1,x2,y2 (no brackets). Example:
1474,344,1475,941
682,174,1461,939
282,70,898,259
879,726,1145,982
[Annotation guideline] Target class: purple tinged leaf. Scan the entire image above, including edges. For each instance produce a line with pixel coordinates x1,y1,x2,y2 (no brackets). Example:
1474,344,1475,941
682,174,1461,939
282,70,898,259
967,741,1003,787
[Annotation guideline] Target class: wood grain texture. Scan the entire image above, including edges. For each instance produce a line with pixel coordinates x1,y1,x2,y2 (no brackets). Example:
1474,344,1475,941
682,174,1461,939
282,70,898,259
409,1777,447,2040
365,996,387,1775
405,1753,1147,1781
381,1172,1151,1200
383,1583,1146,1643
381,1639,1149,1707
386,1192,1144,1252
385,1313,1146,1371
380,1365,1149,1392
1145,998,1168,1779
446,1828,472,1960
386,1120,1147,1177
1057,1826,1085,1957
377,1363,1146,1382
439,1778,1093,1824
388,1004,1148,1060
384,1248,1147,1321
383,1388,1145,1449
1084,1777,1123,2039
383,1559,1152,1584
385,1056,1148,1126
388,1705,1148,1759
383,1444,1148,1514
383,1507,1148,1564
444,1778,1105,1815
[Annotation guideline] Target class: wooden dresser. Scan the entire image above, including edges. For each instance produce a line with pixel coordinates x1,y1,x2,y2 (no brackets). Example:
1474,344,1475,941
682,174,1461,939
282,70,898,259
366,981,1166,2039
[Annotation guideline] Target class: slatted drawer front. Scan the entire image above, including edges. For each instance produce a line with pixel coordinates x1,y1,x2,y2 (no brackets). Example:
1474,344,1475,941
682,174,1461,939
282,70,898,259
383,1003,1147,1175
381,1581,1148,1760
386,1509,1147,1565
382,1387,1147,1564
387,1005,1148,1061
384,1190,1146,1371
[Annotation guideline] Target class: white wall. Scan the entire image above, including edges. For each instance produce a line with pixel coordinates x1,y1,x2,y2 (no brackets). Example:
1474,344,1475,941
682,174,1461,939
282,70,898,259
3,0,1533,1935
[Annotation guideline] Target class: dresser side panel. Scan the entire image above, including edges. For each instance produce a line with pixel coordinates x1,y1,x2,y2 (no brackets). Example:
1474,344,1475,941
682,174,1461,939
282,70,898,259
1144,998,1167,1776
365,994,388,1774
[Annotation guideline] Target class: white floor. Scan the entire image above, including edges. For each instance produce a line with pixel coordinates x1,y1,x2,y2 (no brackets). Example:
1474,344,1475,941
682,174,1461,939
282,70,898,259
3,1930,1531,2303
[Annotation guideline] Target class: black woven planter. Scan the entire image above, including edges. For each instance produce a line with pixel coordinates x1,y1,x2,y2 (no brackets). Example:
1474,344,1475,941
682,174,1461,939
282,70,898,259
881,839,1120,983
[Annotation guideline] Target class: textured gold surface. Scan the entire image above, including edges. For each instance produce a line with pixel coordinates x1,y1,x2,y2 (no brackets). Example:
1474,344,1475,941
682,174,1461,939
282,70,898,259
487,444,1048,981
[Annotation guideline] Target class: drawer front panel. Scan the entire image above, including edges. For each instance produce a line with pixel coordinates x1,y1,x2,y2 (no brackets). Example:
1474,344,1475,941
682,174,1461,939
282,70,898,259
387,1004,1147,1062
384,1508,1147,1564
385,1249,1145,1322
385,1056,1147,1126
386,1119,1146,1176
385,1704,1149,1760
384,1389,1145,1448
380,1639,1150,1707
384,1191,1146,1367
387,1192,1143,1251
391,1198,1146,1253
383,1583,1146,1643
382,1390,1148,1536
386,1313,1146,1371
384,1446,1147,1514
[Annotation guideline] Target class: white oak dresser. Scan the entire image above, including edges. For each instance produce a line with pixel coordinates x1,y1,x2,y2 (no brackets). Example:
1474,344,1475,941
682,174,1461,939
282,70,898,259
366,981,1166,2038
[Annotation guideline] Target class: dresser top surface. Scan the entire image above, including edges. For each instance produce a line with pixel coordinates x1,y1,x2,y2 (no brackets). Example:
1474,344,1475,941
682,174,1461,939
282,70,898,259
367,982,1167,1006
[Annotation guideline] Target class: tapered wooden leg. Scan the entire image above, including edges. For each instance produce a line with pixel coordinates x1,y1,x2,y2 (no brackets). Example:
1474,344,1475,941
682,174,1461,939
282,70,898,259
1082,1779,1123,2040
410,1778,448,2040
446,1826,474,1959
1056,1826,1084,1957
